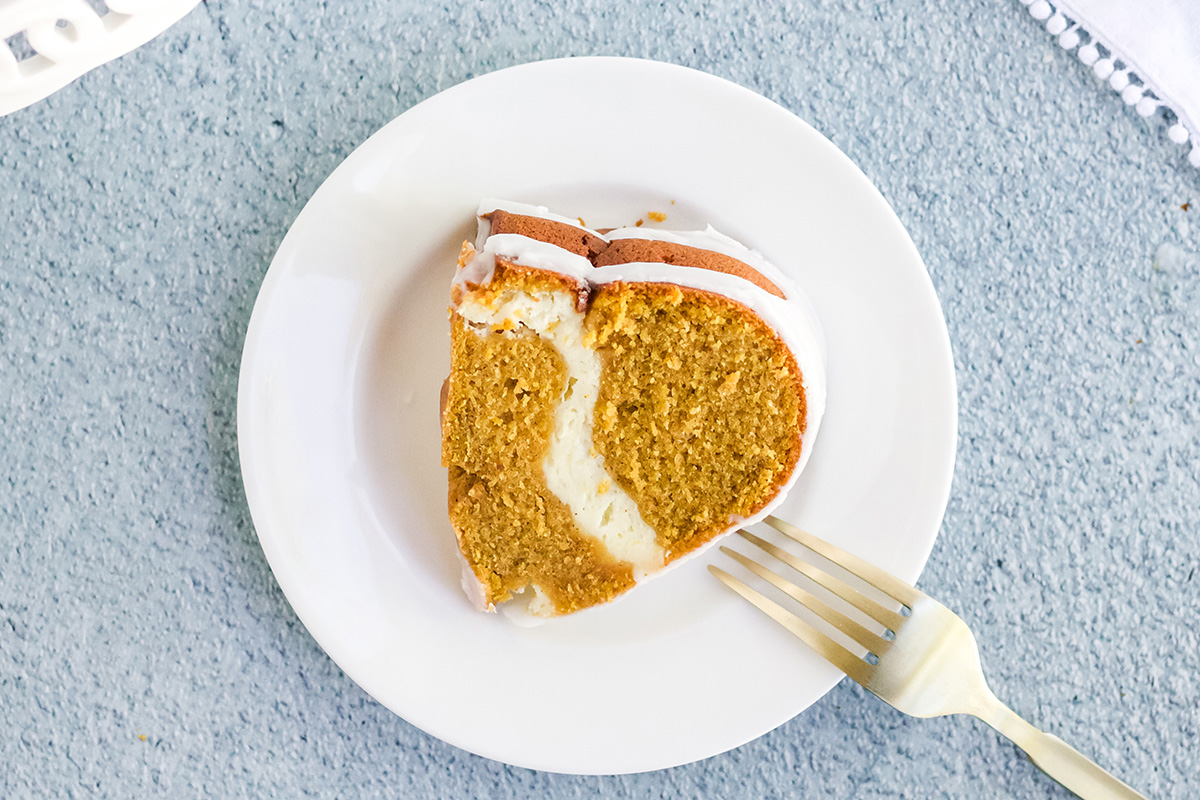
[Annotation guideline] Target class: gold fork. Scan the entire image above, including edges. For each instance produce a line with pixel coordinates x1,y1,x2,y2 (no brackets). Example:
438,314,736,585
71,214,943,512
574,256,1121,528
710,516,1147,800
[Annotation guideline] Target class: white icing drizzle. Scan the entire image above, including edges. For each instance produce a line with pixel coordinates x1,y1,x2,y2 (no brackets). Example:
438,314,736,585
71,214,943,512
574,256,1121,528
605,225,800,299
454,233,594,292
455,547,492,612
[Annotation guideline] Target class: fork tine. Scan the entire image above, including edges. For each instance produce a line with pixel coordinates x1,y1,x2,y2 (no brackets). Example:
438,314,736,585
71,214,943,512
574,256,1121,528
721,547,892,655
764,516,924,607
709,565,873,685
739,531,906,632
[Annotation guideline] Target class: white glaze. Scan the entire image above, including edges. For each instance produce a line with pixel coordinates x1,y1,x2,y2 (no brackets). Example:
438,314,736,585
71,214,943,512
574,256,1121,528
455,547,492,612
605,224,799,299
454,233,595,292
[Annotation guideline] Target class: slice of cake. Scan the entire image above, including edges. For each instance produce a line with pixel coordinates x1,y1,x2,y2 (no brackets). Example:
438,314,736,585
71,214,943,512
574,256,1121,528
441,200,825,618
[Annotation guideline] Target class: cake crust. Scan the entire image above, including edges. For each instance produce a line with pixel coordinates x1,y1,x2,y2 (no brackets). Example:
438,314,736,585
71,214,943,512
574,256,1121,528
485,210,608,259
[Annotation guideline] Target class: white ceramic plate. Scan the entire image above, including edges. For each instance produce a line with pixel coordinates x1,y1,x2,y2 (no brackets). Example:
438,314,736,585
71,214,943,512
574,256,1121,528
237,57,957,775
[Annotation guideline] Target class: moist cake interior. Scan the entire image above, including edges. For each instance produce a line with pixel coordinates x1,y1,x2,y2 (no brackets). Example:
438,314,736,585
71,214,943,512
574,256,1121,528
442,203,822,617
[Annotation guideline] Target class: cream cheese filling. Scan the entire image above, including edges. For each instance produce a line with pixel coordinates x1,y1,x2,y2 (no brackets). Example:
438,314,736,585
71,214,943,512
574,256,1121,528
455,264,665,581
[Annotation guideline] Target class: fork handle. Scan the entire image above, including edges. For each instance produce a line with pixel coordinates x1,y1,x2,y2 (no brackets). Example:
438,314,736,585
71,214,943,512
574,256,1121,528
976,700,1147,800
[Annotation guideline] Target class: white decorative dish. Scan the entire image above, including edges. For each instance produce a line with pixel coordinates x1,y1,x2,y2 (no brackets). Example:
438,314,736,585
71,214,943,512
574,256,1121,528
237,57,958,775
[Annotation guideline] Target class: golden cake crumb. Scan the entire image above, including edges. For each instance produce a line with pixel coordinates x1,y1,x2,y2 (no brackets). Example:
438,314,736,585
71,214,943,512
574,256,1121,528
443,275,636,615
587,283,803,559
647,211,666,222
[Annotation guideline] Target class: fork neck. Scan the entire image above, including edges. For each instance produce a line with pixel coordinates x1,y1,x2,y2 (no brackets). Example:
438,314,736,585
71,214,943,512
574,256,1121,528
967,688,1148,799
969,689,1041,745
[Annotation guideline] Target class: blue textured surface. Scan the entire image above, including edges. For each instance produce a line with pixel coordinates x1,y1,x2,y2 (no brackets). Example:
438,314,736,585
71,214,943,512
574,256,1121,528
2,1,1198,797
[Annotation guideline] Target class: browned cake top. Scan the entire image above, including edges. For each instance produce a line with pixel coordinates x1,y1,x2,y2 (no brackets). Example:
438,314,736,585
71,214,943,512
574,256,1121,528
485,210,608,259
482,210,786,299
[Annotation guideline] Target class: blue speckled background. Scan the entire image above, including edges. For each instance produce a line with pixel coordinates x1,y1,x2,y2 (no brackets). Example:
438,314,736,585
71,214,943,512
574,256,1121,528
2,1,1197,797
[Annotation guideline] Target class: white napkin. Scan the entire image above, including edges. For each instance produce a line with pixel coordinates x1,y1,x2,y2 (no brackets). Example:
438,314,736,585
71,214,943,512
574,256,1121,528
1022,0,1200,167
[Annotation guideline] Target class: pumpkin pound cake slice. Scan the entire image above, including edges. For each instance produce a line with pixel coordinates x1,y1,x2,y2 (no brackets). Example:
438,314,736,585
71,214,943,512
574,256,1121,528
442,200,826,619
